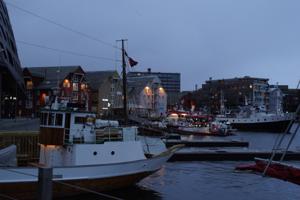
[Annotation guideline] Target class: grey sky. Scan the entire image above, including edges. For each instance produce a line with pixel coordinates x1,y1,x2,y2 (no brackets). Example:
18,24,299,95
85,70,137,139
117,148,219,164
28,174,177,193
6,0,300,91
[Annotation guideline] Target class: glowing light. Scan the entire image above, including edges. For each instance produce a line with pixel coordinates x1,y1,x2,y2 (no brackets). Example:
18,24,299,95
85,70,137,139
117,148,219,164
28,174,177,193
81,83,86,90
63,79,70,88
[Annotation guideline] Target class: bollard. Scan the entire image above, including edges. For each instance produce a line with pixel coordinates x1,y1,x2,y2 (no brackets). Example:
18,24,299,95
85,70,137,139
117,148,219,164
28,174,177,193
37,167,53,200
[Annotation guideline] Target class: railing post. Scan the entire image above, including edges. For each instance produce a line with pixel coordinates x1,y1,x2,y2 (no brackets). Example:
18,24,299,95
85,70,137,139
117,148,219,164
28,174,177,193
37,167,53,200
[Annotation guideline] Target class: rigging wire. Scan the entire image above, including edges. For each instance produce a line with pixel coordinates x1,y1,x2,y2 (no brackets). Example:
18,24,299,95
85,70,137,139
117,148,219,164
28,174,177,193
17,40,121,63
0,164,123,200
5,1,120,50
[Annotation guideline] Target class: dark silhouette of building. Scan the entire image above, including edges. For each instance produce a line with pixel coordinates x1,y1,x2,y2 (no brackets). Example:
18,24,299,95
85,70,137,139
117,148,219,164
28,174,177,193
128,68,180,108
0,0,24,118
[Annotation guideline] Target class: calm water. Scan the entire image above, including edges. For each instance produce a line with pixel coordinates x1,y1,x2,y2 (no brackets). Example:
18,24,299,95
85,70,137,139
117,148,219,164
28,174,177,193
62,126,300,200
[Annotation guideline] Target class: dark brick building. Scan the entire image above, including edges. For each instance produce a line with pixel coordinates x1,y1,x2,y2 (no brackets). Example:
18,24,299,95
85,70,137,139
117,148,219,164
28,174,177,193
182,76,269,114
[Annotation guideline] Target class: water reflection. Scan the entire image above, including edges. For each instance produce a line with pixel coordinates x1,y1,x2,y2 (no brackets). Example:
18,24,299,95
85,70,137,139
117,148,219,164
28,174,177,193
58,185,162,200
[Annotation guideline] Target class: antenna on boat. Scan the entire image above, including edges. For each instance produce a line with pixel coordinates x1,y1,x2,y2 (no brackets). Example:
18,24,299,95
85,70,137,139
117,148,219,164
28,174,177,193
116,39,128,125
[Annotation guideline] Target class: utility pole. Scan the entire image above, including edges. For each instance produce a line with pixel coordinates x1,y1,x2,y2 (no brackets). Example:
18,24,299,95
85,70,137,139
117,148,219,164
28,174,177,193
117,39,128,125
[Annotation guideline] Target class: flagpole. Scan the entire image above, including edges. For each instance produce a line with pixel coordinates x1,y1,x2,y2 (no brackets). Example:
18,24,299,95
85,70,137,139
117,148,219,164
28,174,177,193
117,39,128,125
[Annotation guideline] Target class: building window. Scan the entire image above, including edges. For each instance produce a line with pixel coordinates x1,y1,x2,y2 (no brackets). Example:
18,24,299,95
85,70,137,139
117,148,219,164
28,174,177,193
81,83,86,90
72,74,82,83
72,92,78,101
7,50,13,65
73,83,78,91
25,90,32,109
26,80,33,89
63,79,70,88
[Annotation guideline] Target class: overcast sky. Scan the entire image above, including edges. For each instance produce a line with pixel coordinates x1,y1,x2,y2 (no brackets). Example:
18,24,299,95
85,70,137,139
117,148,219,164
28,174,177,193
6,0,300,91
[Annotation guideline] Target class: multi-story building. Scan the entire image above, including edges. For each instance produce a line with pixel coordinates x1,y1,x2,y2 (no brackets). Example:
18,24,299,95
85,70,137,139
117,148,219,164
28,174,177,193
268,86,284,114
127,75,167,117
128,68,180,108
182,76,270,114
279,85,300,112
86,70,122,117
22,66,89,116
0,0,24,118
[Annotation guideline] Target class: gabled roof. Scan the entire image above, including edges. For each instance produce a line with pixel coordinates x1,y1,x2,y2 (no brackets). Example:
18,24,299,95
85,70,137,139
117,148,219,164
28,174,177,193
127,75,161,96
25,66,83,90
85,70,119,91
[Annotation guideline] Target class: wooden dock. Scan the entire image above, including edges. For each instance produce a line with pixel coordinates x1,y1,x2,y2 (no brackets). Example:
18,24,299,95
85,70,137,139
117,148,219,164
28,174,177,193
168,151,300,162
165,140,249,148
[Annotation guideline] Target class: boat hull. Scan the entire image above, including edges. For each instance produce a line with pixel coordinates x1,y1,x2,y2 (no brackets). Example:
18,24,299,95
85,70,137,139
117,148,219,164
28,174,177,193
231,120,291,133
0,149,176,200
0,170,155,200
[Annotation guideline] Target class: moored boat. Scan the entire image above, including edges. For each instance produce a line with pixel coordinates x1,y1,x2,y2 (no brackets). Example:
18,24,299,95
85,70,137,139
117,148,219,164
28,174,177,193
216,106,294,133
0,102,181,199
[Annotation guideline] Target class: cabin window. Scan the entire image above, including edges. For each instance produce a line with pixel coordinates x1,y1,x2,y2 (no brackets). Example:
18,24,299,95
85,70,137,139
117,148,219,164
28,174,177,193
48,113,55,126
75,116,85,124
40,112,48,125
55,114,63,126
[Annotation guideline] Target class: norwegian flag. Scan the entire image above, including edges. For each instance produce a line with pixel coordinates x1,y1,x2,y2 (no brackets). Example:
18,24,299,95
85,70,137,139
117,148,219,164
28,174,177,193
124,51,138,67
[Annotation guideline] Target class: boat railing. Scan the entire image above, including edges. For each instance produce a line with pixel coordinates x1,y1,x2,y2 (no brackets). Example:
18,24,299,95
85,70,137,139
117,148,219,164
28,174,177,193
63,127,123,145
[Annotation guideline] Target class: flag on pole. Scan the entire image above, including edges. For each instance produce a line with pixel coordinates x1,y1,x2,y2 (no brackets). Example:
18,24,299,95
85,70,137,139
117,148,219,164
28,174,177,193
124,51,138,67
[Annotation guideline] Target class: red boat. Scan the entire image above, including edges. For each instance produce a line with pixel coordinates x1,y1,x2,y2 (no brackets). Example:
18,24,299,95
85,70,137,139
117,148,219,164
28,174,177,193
236,158,300,185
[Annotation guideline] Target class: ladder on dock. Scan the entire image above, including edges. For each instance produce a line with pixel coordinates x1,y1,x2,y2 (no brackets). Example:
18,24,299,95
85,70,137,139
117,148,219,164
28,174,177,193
262,81,300,176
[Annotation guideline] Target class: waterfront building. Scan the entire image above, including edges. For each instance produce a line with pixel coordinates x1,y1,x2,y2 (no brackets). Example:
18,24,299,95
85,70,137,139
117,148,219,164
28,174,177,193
279,85,300,112
22,66,89,116
86,70,122,117
182,76,270,114
128,68,180,108
127,75,167,117
0,0,24,118
268,86,284,114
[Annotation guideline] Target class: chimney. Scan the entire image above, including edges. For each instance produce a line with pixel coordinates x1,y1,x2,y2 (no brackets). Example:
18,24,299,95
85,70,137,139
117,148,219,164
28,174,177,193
147,68,151,73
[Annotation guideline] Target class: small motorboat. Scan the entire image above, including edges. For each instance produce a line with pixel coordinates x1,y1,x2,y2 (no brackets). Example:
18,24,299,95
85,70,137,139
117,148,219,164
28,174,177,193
236,158,300,185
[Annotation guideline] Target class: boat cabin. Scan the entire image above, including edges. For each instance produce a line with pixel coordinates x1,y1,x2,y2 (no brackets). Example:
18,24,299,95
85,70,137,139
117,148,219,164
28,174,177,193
39,109,135,146
39,109,97,145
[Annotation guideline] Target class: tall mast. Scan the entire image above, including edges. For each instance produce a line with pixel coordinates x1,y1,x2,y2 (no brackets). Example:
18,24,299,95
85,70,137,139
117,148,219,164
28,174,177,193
117,39,128,125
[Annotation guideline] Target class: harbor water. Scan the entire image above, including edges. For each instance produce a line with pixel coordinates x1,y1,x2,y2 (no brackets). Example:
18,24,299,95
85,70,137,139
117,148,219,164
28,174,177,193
61,127,300,200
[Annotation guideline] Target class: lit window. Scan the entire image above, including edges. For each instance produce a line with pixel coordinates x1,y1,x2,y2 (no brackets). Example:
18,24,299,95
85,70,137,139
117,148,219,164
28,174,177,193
73,83,78,91
26,80,33,89
81,83,86,90
63,79,70,88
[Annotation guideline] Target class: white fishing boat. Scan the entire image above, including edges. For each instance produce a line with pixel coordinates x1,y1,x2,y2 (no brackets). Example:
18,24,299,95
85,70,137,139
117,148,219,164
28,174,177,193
0,102,181,199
